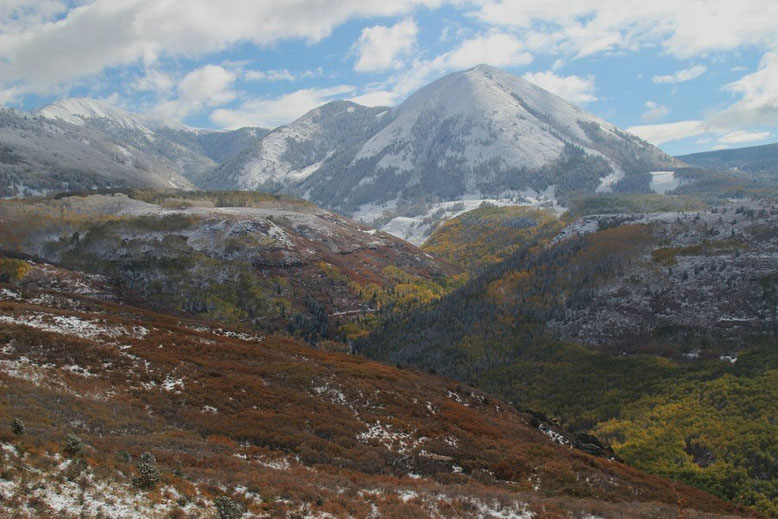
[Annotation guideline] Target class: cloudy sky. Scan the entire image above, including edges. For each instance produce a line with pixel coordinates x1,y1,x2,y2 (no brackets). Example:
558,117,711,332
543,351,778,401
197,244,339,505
2,0,777,155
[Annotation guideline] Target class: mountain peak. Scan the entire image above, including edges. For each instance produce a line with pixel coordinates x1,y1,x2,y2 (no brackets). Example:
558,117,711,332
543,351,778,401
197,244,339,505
37,97,142,128
37,97,191,132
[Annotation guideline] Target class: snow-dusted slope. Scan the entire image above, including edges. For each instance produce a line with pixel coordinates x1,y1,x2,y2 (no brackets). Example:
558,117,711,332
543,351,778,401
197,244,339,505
356,64,614,172
38,98,159,134
0,107,195,196
204,101,390,190
2,98,268,195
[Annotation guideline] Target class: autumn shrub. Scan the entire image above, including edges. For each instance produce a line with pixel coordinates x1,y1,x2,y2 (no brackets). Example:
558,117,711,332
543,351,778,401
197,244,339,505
0,258,30,282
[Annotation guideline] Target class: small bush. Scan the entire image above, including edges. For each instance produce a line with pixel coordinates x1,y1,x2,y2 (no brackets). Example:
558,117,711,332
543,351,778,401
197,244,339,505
214,496,243,519
11,418,25,436
133,452,161,490
63,434,84,456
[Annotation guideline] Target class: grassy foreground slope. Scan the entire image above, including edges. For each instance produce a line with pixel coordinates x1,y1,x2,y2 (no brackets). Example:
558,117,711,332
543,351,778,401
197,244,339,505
0,258,754,518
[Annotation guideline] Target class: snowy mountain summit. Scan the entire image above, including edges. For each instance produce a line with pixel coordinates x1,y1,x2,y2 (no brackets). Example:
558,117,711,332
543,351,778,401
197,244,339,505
216,65,680,242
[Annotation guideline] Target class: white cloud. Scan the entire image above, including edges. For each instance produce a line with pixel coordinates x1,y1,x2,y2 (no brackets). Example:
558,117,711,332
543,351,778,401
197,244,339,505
627,120,706,145
441,32,532,70
652,65,706,84
354,18,418,72
717,129,771,144
0,0,443,92
210,85,356,128
522,71,596,104
641,100,670,122
245,69,296,81
470,1,778,59
711,49,778,128
154,64,236,119
349,90,397,107
131,69,175,93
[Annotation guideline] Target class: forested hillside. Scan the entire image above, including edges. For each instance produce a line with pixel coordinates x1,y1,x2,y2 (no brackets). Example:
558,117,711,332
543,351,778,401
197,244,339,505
359,198,778,515
0,190,463,349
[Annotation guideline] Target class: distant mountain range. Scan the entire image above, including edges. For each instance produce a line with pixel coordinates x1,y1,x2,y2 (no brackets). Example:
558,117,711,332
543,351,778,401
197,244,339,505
678,141,778,177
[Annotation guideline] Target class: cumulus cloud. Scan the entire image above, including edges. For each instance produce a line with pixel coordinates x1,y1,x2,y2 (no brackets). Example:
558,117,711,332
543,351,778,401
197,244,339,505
0,0,443,92
470,1,778,59
522,71,596,104
652,65,707,84
210,85,356,128
641,100,670,122
711,50,778,128
441,32,532,70
154,65,236,119
354,18,418,72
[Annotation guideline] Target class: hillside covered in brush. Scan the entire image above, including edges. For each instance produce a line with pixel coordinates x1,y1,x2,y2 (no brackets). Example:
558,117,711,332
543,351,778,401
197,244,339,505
0,190,462,348
359,198,778,515
0,257,757,518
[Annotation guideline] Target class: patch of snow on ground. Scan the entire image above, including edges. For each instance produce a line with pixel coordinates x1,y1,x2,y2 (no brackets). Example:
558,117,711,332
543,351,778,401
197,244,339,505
357,421,424,454
538,424,569,446
595,166,626,193
162,375,185,392
472,500,534,519
0,288,21,300
649,171,679,194
0,313,140,340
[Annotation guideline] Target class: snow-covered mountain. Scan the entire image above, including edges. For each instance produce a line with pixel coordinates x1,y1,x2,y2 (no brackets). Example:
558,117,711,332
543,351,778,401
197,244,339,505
35,98,270,187
213,65,681,242
0,107,195,196
1,98,269,197
202,101,390,191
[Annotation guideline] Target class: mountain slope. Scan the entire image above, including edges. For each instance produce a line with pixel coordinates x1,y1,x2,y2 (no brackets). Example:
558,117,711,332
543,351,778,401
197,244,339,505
0,257,758,517
205,100,390,191
357,198,778,514
0,107,195,196
0,190,460,346
36,98,271,187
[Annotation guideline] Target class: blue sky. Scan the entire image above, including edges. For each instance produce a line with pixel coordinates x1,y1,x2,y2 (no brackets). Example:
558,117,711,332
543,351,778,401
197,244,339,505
2,1,777,155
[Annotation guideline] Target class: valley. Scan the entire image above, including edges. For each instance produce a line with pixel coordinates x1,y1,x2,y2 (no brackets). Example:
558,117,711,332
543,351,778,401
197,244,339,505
1,63,777,518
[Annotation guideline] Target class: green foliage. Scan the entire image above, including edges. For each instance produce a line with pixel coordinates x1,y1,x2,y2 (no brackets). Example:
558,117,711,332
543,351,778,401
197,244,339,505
595,367,778,515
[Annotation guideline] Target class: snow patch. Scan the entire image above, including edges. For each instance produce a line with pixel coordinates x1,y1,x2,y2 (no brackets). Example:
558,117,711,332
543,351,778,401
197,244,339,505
649,171,679,194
